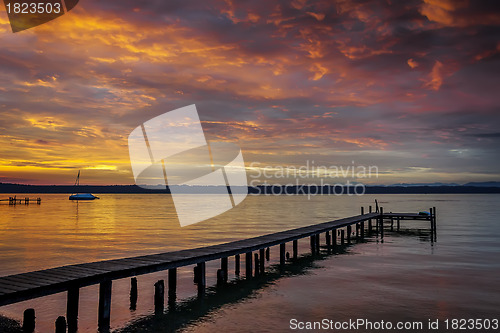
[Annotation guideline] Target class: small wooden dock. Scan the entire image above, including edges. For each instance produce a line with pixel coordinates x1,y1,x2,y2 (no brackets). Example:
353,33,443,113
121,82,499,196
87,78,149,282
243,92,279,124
0,205,436,332
0,197,41,205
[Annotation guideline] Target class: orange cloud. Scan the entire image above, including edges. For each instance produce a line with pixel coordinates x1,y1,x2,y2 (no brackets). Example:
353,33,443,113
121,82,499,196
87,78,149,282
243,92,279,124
424,60,444,91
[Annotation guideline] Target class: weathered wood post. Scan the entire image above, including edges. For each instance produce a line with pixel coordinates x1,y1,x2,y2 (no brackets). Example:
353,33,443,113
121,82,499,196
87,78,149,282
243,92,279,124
341,229,345,246
254,253,260,275
326,231,331,253
245,252,252,278
293,240,298,259
347,225,351,244
130,278,138,311
310,235,315,254
221,257,228,283
168,268,177,306
195,262,206,296
380,207,384,239
280,243,286,267
368,205,373,233
98,280,112,331
154,280,165,315
258,249,265,272
55,316,67,333
360,207,364,240
265,247,270,261
332,229,337,252
235,254,240,275
315,234,320,254
23,308,35,333
66,286,79,332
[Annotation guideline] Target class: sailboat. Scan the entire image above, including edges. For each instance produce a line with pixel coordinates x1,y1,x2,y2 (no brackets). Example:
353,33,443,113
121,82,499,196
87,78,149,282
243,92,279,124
69,170,99,200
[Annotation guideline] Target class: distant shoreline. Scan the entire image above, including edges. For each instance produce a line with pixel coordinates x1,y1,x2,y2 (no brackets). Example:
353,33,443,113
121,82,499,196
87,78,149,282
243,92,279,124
1,183,500,194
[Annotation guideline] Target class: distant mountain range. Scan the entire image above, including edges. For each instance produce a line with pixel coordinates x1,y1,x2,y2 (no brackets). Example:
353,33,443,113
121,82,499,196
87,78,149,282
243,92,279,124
390,182,500,187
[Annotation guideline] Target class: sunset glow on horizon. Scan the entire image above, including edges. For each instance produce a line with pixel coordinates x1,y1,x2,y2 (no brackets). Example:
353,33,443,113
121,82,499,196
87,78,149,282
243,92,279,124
0,0,499,185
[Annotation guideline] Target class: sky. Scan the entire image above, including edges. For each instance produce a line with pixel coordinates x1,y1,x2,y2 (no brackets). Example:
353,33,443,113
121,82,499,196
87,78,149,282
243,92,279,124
0,0,499,185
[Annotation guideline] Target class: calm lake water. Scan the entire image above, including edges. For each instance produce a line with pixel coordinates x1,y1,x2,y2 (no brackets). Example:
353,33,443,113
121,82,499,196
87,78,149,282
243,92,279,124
0,194,499,332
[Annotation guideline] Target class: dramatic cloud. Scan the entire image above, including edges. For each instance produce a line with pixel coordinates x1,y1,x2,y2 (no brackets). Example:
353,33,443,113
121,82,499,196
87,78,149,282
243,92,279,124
0,0,499,185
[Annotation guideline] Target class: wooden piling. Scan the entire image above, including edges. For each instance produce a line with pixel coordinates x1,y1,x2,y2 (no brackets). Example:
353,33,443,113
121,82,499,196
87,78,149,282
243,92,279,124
361,221,365,239
265,247,270,261
259,248,265,273
347,225,351,244
196,263,206,296
235,254,240,275
310,235,315,254
254,253,260,275
245,252,252,278
292,240,298,259
168,268,177,303
341,229,345,246
154,280,164,315
315,234,320,254
332,229,337,252
280,243,286,266
221,257,228,283
66,286,79,332
55,316,66,333
22,308,35,333
355,223,360,239
98,280,112,331
326,231,331,251
130,278,137,311
380,207,384,239
368,206,373,233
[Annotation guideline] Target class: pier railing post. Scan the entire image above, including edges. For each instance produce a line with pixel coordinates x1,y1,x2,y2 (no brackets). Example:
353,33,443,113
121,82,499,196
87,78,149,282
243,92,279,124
66,286,79,332
98,280,112,331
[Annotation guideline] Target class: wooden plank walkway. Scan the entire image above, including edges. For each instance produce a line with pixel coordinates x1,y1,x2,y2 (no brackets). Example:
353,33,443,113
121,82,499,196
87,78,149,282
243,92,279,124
0,212,379,307
0,206,436,331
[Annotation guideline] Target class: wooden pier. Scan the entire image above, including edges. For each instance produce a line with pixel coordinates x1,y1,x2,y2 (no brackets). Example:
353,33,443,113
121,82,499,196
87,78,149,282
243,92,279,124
0,206,436,332
0,197,41,205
